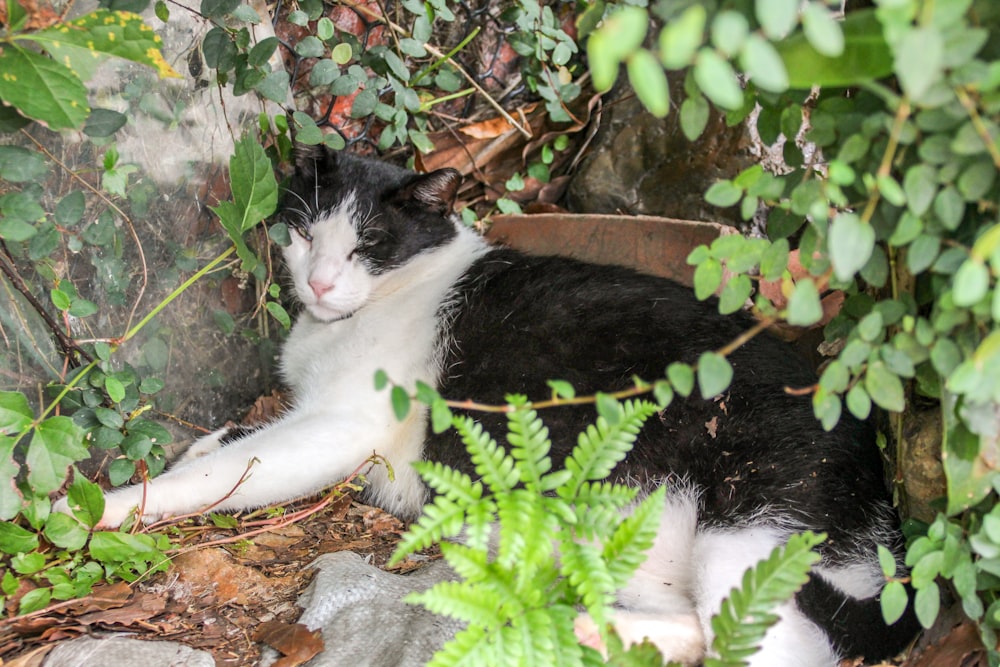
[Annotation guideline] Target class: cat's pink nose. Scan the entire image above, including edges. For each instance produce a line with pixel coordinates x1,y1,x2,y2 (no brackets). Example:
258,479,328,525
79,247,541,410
309,279,334,298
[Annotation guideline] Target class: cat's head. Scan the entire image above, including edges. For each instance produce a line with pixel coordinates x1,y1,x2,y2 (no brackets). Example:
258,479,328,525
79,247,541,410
279,146,461,322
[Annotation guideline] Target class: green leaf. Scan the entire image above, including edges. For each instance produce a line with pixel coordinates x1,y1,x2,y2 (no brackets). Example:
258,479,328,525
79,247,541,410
786,279,823,327
658,4,706,69
0,391,34,435
705,180,742,207
845,384,872,420
43,511,89,550
25,416,88,495
740,33,788,92
707,532,825,666
914,582,941,628
0,45,89,130
331,43,353,65
0,521,40,554
587,7,649,91
694,48,743,110
83,108,127,137
667,362,695,397
952,259,990,306
66,475,105,528
30,10,180,81
801,3,843,57
693,257,723,300
627,50,669,118
881,580,908,625
19,587,51,614
295,35,325,58
680,93,710,140
756,0,798,39
391,386,411,421
430,399,453,434
776,9,892,88
104,376,126,403
0,146,48,183
265,301,291,328
719,274,752,314
697,352,733,398
829,213,874,282
903,164,937,216
895,27,944,101
864,362,905,413
0,437,23,519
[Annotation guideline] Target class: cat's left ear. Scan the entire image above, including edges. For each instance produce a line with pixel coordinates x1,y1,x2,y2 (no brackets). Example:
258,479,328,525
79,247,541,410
398,168,461,215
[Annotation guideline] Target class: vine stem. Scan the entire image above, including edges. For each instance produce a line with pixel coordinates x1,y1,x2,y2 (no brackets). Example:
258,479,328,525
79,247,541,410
955,86,1000,169
443,314,778,413
120,246,235,344
19,129,151,334
338,0,530,138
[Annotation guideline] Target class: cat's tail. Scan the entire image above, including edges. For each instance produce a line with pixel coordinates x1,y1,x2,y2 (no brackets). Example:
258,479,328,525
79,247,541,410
795,573,922,661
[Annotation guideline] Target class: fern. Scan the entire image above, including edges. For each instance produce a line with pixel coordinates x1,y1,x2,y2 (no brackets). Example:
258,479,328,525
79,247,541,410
602,484,667,588
705,531,826,667
505,399,554,490
454,414,518,493
560,400,659,499
395,394,826,667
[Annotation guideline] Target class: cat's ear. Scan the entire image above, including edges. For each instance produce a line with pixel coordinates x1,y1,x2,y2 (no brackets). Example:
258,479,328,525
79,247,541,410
398,168,461,215
292,143,338,181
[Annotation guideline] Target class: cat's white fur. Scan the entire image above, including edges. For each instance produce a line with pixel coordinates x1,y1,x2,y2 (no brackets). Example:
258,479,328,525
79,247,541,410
56,196,860,666
65,196,489,524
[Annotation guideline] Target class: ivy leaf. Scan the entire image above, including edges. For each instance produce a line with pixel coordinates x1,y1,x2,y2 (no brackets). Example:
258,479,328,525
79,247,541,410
697,352,733,398
66,474,105,528
0,391,33,435
0,437,22,520
864,362,905,413
740,33,788,93
952,259,990,307
786,279,823,327
775,9,892,88
26,416,88,495
694,48,743,110
28,10,181,81
894,27,943,101
0,45,89,130
828,213,874,282
627,50,669,118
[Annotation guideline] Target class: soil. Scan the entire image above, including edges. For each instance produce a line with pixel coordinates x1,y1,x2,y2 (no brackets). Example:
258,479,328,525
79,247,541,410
0,491,439,666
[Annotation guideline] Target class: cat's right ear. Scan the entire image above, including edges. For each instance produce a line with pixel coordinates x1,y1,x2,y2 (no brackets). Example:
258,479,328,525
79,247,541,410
292,143,337,181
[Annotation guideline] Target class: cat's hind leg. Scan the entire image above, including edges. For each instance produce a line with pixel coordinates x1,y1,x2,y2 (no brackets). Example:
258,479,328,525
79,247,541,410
691,527,840,667
583,489,706,665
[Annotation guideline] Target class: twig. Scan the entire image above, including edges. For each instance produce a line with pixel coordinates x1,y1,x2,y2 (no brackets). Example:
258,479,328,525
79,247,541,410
443,314,780,413
19,129,151,334
338,0,530,138
0,248,93,364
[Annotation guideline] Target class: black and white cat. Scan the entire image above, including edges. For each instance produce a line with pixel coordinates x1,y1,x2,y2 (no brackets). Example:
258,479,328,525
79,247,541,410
60,147,917,665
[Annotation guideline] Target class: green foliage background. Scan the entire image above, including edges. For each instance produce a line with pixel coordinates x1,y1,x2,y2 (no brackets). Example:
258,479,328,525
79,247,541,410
2,0,1000,664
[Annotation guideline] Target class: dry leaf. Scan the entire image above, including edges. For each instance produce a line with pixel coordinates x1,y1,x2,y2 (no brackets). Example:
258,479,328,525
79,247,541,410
254,620,324,667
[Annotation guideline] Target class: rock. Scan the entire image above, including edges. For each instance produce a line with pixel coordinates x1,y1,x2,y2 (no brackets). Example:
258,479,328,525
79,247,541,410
43,636,214,667
565,87,753,225
260,551,462,667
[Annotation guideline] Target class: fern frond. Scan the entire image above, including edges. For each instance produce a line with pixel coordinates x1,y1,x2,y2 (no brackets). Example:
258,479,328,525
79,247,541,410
505,405,553,490
412,460,483,504
495,488,558,577
439,541,492,584
460,497,497,552
603,484,667,588
389,493,469,564
453,415,518,493
426,624,494,667
705,531,826,667
407,581,506,628
560,400,658,498
559,540,616,627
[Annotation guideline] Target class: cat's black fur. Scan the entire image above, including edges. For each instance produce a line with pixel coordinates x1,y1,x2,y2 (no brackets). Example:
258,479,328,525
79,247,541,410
278,149,919,660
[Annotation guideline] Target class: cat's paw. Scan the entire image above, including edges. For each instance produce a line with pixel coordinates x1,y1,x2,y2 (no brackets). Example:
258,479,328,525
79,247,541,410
574,611,705,665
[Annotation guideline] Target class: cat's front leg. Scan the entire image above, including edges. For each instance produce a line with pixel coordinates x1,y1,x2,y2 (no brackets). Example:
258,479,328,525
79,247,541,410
60,409,413,528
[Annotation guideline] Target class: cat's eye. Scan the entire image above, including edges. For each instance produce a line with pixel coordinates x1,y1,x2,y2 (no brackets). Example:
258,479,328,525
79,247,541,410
291,224,313,242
